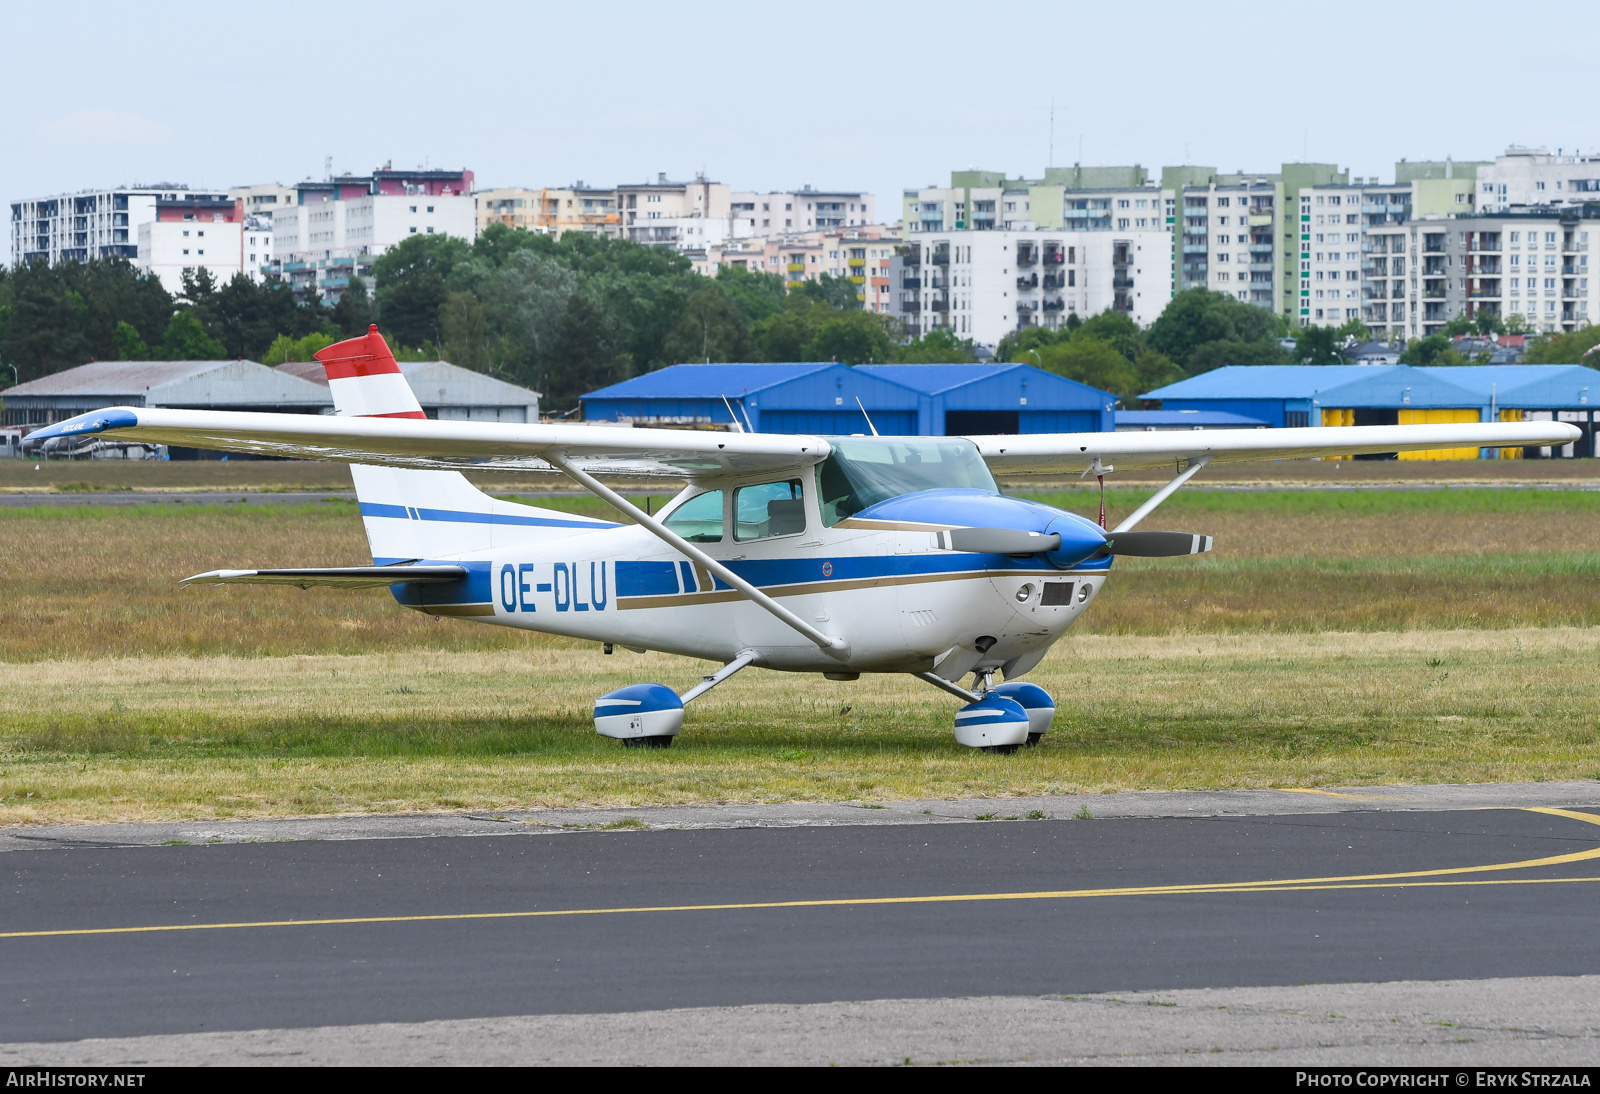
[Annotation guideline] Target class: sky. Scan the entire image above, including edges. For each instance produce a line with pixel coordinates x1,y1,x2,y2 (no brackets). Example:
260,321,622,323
4,0,1597,217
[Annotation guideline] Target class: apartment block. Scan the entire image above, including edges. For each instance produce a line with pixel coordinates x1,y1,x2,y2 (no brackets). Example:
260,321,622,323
1300,184,1374,326
1177,179,1284,313
9,185,207,267
1455,210,1596,335
135,195,244,293
228,183,297,221
619,173,730,242
476,184,619,239
267,168,475,301
731,187,874,236
891,227,1171,350
1478,147,1600,212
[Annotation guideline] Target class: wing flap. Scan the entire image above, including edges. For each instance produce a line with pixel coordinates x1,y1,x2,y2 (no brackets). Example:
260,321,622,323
181,565,468,589
967,421,1581,474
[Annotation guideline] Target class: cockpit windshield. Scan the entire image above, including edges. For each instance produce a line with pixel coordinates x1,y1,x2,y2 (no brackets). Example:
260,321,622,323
816,437,998,526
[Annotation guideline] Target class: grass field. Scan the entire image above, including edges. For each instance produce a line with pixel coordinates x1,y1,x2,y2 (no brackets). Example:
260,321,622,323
2,480,1596,823
1,629,1595,825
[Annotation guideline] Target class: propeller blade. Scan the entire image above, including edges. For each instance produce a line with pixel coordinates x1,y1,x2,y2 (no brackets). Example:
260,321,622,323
942,528,1063,554
1103,531,1213,557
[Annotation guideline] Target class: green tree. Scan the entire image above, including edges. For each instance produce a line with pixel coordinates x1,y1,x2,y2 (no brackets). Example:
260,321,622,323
1035,336,1138,403
1505,313,1530,335
113,321,149,361
261,332,337,365
1472,310,1505,337
372,233,474,348
1398,333,1469,367
1522,325,1600,364
544,293,629,410
713,264,786,325
3,262,90,380
1075,309,1144,364
331,276,375,337
1295,325,1345,364
1440,314,1474,337
895,327,978,363
159,311,227,359
1185,339,1290,373
662,288,753,363
1146,288,1282,370
751,307,818,362
1130,347,1186,398
792,273,861,310
808,311,896,364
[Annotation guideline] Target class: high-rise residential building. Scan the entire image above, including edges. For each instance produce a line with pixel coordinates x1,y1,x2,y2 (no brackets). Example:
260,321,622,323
729,188,875,236
136,194,244,293
1450,210,1596,336
1175,178,1284,312
889,226,1170,349
9,184,212,268
266,168,475,301
475,184,620,238
1477,147,1600,212
618,173,730,242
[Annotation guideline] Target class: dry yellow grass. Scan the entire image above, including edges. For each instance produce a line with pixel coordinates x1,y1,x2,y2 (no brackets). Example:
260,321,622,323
2,628,1596,825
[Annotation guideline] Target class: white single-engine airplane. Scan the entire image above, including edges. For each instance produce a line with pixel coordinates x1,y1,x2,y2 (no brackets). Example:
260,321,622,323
32,328,1580,752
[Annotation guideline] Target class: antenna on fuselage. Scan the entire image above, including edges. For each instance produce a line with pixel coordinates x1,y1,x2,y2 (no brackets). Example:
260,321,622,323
720,394,745,433
855,397,880,437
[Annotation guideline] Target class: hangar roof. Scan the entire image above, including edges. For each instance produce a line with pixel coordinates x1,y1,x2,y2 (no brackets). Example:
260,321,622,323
1423,365,1600,409
584,363,831,401
1143,365,1483,408
4,360,330,407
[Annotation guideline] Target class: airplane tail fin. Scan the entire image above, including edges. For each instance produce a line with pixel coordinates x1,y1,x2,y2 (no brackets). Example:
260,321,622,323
311,327,616,563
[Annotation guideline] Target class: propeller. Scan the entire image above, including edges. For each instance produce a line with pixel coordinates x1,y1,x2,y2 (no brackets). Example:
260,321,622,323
1099,531,1213,557
940,528,1061,554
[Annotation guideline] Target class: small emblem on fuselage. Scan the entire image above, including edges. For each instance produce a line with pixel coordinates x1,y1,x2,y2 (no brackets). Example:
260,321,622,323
821,561,833,577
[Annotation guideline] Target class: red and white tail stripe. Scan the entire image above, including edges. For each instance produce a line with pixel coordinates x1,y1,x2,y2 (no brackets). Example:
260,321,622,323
313,325,425,419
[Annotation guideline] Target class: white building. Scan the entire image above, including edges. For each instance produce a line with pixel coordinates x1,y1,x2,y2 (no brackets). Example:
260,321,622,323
267,168,476,300
627,216,729,250
1478,147,1600,213
619,173,731,240
227,183,297,221
891,227,1172,350
10,185,219,268
729,187,875,237
132,194,245,293
243,215,273,281
1301,185,1372,326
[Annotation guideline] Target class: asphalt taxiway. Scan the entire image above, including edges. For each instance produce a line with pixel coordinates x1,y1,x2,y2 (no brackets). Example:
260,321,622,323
4,783,1600,1064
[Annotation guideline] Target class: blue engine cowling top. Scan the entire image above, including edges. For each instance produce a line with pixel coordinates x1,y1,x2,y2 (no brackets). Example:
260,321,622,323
854,489,1107,569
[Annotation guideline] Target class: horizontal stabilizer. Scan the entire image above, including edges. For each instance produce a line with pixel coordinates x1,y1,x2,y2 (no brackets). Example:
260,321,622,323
1104,531,1213,557
181,565,468,589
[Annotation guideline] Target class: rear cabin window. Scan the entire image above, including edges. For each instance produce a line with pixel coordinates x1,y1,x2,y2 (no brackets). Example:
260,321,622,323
662,490,723,542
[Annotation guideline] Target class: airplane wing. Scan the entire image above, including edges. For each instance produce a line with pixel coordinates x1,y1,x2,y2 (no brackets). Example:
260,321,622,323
965,421,1581,474
30,407,1578,478
27,407,827,478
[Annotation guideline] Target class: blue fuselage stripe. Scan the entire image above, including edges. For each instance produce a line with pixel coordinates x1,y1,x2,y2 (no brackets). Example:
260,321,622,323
359,502,618,530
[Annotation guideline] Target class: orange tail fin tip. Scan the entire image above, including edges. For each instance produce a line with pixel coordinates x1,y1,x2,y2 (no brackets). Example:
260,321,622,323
314,324,401,381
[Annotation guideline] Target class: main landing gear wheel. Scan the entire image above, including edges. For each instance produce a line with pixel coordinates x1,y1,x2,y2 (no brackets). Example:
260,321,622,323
980,743,1021,755
594,683,684,748
954,695,1031,751
990,682,1056,747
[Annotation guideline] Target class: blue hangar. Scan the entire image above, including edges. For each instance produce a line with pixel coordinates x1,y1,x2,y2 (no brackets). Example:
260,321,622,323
580,362,1116,436
1143,363,1600,459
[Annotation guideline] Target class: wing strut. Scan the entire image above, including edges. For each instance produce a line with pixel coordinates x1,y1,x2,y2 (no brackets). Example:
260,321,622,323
543,454,849,657
1110,455,1212,534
